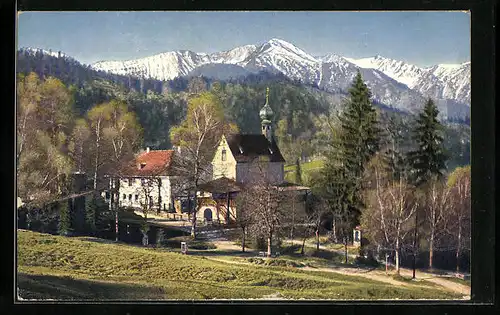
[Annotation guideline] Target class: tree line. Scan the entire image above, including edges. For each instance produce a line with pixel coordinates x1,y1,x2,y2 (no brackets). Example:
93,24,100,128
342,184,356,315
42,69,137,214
294,72,470,273
16,68,471,273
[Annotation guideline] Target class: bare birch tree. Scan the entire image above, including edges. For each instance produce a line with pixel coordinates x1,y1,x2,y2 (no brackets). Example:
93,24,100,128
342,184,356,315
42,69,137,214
363,157,418,274
447,165,471,273
423,178,452,269
244,161,287,257
234,190,254,252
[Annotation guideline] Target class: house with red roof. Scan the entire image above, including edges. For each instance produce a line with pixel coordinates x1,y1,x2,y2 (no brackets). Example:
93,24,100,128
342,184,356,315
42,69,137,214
105,148,178,213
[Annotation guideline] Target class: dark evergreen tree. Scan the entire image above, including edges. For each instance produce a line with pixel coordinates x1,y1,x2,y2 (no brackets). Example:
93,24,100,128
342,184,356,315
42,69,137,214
58,200,71,235
295,158,303,185
156,229,166,248
381,113,410,181
318,71,381,236
407,98,447,187
85,193,97,234
338,71,381,178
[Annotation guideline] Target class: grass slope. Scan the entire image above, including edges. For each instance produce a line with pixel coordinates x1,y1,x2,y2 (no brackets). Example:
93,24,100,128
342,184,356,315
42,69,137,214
17,230,461,300
284,160,324,183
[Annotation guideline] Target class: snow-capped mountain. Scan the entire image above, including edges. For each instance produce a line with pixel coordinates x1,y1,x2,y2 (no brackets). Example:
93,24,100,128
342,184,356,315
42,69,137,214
343,55,471,105
20,47,71,60
417,62,471,105
342,55,425,89
92,50,212,80
88,38,470,117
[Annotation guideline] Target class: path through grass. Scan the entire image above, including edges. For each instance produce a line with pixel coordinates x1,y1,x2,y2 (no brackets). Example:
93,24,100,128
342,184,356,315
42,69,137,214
17,230,463,300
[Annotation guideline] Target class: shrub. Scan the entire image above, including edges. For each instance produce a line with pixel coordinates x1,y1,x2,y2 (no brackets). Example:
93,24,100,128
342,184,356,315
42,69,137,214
354,255,380,267
156,229,166,248
309,249,335,260
264,259,303,268
247,258,265,265
279,244,302,255
189,241,216,250
58,200,72,236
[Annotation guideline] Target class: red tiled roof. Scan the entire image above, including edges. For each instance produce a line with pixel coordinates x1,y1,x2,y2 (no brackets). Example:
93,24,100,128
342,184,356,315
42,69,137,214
119,150,175,176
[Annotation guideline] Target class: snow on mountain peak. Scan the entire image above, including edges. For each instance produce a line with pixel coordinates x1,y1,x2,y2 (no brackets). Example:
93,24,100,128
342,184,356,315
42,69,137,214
85,38,470,110
21,47,68,59
260,38,318,64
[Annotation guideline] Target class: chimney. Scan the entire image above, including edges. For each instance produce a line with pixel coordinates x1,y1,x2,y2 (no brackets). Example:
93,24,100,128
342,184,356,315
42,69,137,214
146,147,150,153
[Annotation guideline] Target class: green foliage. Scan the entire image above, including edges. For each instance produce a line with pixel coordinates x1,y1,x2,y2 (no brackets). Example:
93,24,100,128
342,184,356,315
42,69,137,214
447,165,471,188
337,72,382,177
317,72,382,232
294,158,303,185
85,194,108,234
58,200,71,235
354,255,380,268
17,73,75,203
380,112,411,181
156,229,166,248
407,98,448,187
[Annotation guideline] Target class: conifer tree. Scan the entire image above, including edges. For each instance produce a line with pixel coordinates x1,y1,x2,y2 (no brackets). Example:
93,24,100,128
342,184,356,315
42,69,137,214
85,193,97,234
295,158,303,185
382,113,410,181
319,71,381,236
407,98,447,186
406,98,447,276
58,200,71,235
338,71,381,177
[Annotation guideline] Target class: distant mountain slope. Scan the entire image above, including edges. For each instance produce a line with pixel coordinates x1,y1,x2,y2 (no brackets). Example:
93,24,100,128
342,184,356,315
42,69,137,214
187,63,251,80
89,38,470,118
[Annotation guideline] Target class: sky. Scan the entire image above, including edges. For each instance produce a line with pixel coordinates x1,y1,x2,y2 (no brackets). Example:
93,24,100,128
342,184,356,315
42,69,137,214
17,11,470,67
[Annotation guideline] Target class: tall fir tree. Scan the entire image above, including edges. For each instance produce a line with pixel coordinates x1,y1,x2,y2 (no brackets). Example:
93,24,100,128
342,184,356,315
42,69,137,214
58,200,71,235
406,98,447,277
295,158,303,185
407,98,447,187
319,71,381,237
85,193,98,234
338,71,381,178
382,113,410,181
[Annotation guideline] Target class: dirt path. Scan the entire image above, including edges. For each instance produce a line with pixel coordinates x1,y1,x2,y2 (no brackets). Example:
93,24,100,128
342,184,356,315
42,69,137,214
301,266,412,287
204,240,470,297
397,268,470,296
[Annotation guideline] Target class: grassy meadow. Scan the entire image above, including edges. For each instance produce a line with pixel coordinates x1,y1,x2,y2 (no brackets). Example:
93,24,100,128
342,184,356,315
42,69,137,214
17,230,464,300
284,160,324,184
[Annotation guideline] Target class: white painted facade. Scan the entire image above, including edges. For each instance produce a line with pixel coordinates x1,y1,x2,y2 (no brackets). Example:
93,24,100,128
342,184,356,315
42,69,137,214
211,135,285,185
106,176,174,211
212,135,238,180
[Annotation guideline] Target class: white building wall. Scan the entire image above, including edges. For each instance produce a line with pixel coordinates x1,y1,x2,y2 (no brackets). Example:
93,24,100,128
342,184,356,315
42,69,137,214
117,176,173,210
212,136,237,180
236,161,284,185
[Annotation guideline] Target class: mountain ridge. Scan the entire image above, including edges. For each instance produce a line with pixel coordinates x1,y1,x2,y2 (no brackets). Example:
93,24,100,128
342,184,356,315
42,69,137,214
19,38,470,118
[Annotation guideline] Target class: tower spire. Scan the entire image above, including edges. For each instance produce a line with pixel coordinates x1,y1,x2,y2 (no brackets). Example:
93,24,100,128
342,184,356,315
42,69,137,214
259,87,274,142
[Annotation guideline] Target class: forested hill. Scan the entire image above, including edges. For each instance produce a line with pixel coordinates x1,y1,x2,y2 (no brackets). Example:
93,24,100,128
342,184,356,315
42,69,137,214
16,49,334,150
16,49,470,170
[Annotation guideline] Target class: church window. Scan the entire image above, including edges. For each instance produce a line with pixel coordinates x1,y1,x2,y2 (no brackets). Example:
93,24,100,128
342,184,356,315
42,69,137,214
222,149,226,161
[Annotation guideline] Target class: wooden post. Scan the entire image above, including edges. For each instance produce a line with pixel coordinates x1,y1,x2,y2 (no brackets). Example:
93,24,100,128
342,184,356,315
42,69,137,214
226,192,230,224
115,210,119,242
290,194,295,245
412,211,418,279
385,253,389,275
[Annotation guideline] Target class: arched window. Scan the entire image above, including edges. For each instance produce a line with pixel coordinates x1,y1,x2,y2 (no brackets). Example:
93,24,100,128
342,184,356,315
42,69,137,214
222,149,227,161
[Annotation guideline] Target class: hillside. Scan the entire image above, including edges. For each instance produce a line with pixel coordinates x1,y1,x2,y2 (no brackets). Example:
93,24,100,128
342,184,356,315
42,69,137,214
17,230,464,300
16,49,470,168
89,38,470,118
